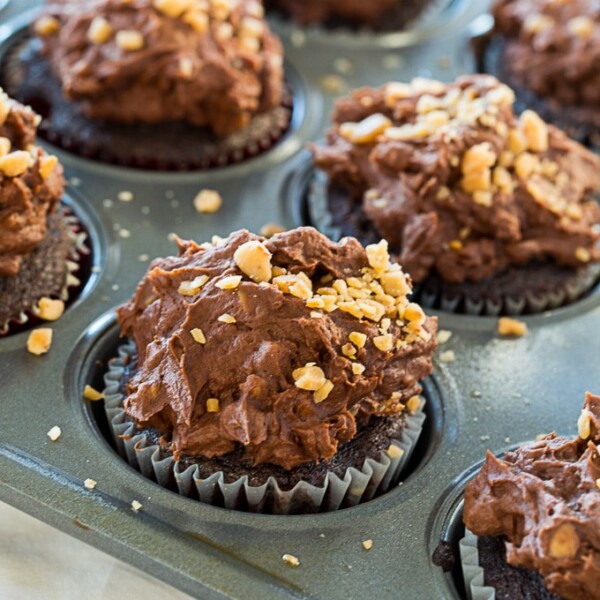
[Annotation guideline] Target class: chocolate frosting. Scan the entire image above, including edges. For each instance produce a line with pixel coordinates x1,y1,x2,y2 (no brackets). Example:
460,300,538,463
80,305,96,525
311,75,600,284
266,0,398,27
0,91,64,277
117,227,437,469
36,0,284,135
493,0,600,114
464,392,600,600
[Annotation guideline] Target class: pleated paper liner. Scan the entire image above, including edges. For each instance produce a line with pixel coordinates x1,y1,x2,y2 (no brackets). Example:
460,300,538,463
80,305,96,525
264,0,439,33
476,36,600,151
0,206,89,335
102,341,427,515
1,35,293,171
307,170,600,317
460,530,562,600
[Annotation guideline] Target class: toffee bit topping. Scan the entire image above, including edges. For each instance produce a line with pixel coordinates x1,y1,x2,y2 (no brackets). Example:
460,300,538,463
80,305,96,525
351,362,366,376
191,328,206,344
362,539,374,551
35,16,60,37
0,151,34,177
83,385,105,401
549,523,580,559
178,275,209,296
37,297,65,321
373,334,393,352
234,240,272,283
27,328,53,355
39,155,59,180
406,395,421,413
349,331,367,349
314,380,334,403
206,398,220,413
497,317,528,338
293,363,327,391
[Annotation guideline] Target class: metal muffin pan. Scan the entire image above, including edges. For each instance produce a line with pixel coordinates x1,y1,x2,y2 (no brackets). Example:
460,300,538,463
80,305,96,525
1,1,599,598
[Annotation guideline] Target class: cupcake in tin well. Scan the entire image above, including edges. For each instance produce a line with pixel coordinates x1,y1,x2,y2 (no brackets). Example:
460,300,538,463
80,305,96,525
3,0,290,170
0,89,86,334
264,0,433,32
310,75,600,316
462,392,600,600
103,227,437,513
482,0,600,148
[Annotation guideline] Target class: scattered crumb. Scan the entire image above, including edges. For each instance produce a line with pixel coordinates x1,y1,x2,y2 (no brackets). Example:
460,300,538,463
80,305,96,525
69,177,82,187
260,223,285,238
437,55,452,69
497,317,528,337
165,190,175,199
596,479,600,489
194,189,223,214
504,437,511,444
37,297,65,321
473,417,478,422
47,426,61,441
436,330,452,344
471,390,482,398
167,232,177,241
102,199,113,209
112,223,121,232
84,478,97,490
111,284,119,292
333,57,353,75
118,190,134,202
131,500,143,512
319,533,325,538
282,554,300,567
362,539,373,551
319,75,346,94
290,30,305,47
141,206,150,215
83,385,104,401
439,350,456,363
310,311,323,319
170,199,180,209
138,254,149,262
118,228,131,239
27,328,53,355
91,266,101,274
382,54,405,70
480,435,490,442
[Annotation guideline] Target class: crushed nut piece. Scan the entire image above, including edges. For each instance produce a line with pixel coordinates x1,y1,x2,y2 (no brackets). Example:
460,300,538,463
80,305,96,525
260,223,285,238
191,328,206,344
578,410,591,440
234,240,272,283
216,275,242,290
27,328,53,355
349,331,367,349
206,398,220,413
47,426,61,441
282,554,300,567
0,151,33,177
83,385,105,401
351,362,366,376
194,189,223,213
366,240,390,272
387,444,404,459
520,110,548,153
131,500,143,512
362,539,374,551
118,190,134,202
314,380,334,403
575,247,591,263
567,16,595,38
373,334,393,352
37,297,65,321
293,363,327,391
39,155,58,180
84,478,97,490
35,16,60,36
497,317,528,338
439,350,456,363
178,275,209,296
406,395,421,412
437,330,452,344
116,30,145,51
217,314,236,324
153,0,193,18
549,523,580,559
340,113,392,145
88,16,113,44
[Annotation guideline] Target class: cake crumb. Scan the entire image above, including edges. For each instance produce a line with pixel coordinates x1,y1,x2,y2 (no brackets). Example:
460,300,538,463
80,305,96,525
83,385,104,401
362,539,374,551
131,500,143,512
27,328,53,355
194,189,223,213
47,426,61,441
118,190,134,202
439,350,456,363
282,554,300,567
84,478,97,490
497,317,528,337
436,330,452,344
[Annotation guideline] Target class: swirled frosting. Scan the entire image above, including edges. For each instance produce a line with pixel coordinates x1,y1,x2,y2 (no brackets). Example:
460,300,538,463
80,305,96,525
117,227,437,469
0,90,64,277
35,0,284,135
312,75,600,284
464,392,600,600
493,0,600,113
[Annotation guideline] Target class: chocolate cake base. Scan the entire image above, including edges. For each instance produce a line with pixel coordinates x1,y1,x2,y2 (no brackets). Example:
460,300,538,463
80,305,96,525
1,37,293,171
478,36,600,150
0,209,81,332
308,175,600,316
477,535,561,600
265,0,434,32
118,361,419,492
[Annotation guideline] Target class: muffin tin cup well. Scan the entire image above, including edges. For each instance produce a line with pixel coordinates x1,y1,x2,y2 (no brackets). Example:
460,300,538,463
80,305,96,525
2,0,600,598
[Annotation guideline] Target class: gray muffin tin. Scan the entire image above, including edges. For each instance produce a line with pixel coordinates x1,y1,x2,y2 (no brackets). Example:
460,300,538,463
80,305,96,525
1,1,599,598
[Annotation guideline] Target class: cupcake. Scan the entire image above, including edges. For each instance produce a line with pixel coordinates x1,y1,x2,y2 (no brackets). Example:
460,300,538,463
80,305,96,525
264,0,431,32
482,0,600,148
0,89,85,334
310,75,600,316
3,0,290,170
462,391,600,600
103,227,438,513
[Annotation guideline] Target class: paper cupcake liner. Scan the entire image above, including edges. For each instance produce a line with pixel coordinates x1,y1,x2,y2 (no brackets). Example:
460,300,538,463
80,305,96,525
0,207,88,335
308,169,600,316
477,36,600,150
459,530,495,600
1,36,293,171
102,341,427,514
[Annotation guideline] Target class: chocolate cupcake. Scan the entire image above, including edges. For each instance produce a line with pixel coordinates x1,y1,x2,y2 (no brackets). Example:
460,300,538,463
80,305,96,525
310,75,600,316
264,0,433,32
461,392,600,600
3,0,291,170
482,0,600,148
0,89,86,334
102,227,437,513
